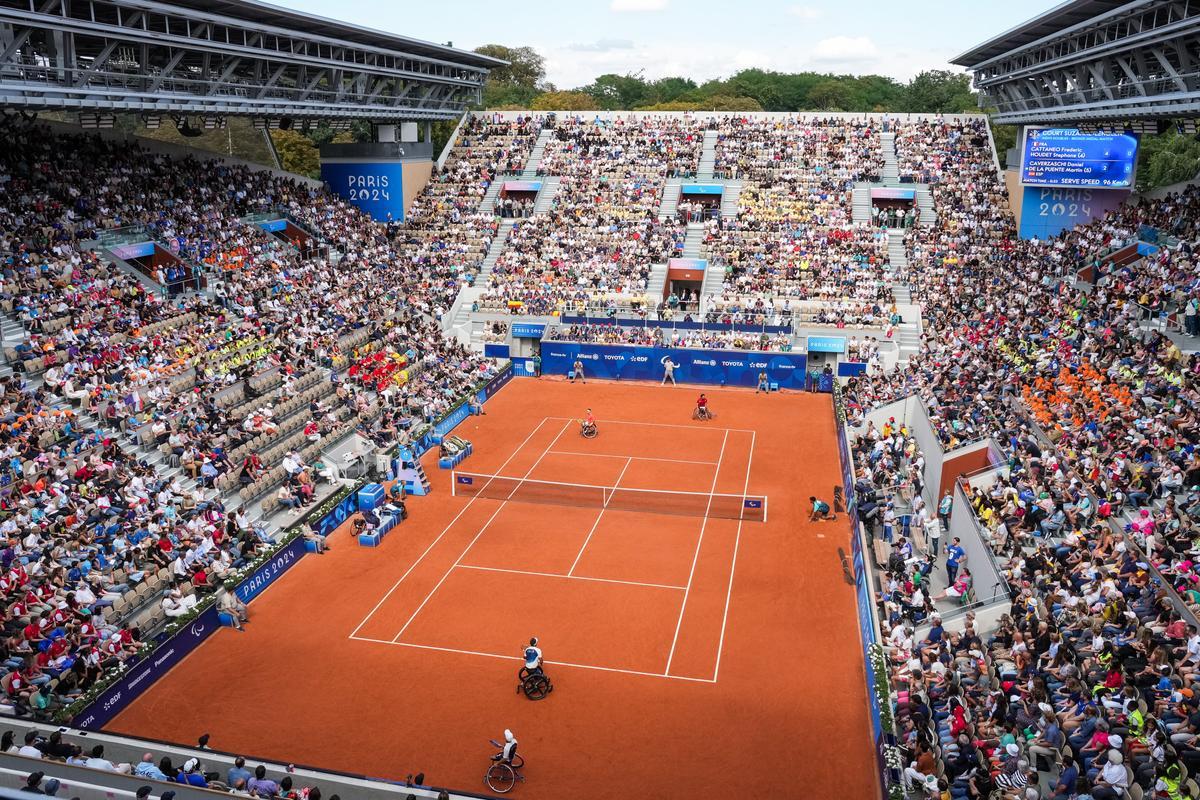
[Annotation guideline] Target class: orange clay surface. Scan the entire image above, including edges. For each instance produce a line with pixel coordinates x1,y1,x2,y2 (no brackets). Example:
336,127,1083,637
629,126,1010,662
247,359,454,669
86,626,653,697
110,378,878,800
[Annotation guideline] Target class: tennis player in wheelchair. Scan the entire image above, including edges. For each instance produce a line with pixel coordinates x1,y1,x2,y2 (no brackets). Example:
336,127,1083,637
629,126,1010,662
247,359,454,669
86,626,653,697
516,637,553,699
693,393,715,420
579,408,598,438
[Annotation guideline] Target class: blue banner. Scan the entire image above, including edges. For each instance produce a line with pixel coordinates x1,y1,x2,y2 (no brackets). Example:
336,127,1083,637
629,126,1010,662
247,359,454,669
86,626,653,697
435,403,473,437
310,489,361,539
257,219,288,232
320,161,407,221
681,184,723,195
807,336,846,353
511,323,546,339
540,342,807,388
233,535,308,605
1018,186,1129,240
479,364,513,402
837,362,868,377
484,344,511,359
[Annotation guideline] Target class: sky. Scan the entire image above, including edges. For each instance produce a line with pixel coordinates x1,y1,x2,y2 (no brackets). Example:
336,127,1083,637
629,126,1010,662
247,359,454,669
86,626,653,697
281,0,1060,89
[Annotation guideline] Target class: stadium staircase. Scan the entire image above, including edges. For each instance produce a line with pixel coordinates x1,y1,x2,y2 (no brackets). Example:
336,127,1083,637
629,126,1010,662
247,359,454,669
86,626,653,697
880,131,900,185
914,184,937,227
720,180,743,218
480,219,516,276
659,176,682,219
532,176,561,213
476,173,511,214
647,262,669,302
682,222,706,258
886,231,921,364
702,261,726,302
852,183,872,225
520,128,554,177
697,129,719,180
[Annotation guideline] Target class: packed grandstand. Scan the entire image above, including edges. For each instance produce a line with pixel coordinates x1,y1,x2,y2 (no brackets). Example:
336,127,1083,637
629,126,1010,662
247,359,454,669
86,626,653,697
0,31,1195,800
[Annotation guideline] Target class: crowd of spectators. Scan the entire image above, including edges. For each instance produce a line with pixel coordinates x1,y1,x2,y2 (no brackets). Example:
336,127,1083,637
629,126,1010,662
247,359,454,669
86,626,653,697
839,116,1200,799
0,115,517,717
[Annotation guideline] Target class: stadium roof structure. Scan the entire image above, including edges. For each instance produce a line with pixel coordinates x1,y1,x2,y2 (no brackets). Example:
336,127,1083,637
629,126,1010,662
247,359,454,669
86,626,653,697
952,0,1200,125
0,0,505,121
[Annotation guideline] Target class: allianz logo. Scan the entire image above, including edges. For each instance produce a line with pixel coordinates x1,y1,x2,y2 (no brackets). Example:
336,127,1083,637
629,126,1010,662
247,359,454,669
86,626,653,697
694,359,716,366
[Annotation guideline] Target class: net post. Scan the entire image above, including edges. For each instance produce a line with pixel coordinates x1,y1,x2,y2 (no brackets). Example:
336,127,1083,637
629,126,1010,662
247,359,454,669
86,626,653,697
762,496,768,523
451,471,457,497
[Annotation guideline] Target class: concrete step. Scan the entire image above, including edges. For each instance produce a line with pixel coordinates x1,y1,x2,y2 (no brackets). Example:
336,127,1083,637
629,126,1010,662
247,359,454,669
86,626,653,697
720,180,743,218
697,130,719,181
520,128,554,178
532,176,561,214
658,177,682,220
681,223,706,258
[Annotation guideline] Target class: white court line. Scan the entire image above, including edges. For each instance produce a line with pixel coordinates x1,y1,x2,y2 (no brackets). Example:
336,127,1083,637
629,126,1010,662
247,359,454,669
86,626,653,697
390,419,573,643
567,456,632,577
545,416,755,434
457,563,685,591
711,430,756,683
348,416,550,640
348,636,716,683
549,450,717,466
663,429,729,676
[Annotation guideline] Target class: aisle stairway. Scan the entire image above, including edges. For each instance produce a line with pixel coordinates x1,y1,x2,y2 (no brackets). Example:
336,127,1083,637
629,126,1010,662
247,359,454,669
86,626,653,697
646,263,668,303
532,176,561,213
886,229,921,365
914,184,937,227
720,180,743,218
682,222,706,258
659,177,682,219
852,183,872,225
520,128,554,178
479,219,516,278
880,131,900,185
696,130,718,180
476,176,507,215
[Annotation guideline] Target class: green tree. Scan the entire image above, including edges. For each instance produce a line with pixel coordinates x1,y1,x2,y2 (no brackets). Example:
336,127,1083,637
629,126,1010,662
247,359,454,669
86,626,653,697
530,91,595,111
473,44,549,90
904,70,978,114
646,77,697,104
809,80,853,111
581,73,650,110
1137,129,1200,189
270,129,321,178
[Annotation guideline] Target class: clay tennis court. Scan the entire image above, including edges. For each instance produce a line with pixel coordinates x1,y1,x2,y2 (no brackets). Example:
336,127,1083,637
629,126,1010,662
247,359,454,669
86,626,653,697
110,378,878,800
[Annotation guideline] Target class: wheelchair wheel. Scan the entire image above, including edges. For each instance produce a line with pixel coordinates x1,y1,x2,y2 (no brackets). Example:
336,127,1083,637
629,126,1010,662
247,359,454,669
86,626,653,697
522,673,553,700
511,754,525,770
581,425,597,439
485,762,516,793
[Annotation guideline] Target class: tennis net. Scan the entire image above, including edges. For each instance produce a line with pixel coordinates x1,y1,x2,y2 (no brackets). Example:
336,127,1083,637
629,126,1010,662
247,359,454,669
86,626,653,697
451,471,767,522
